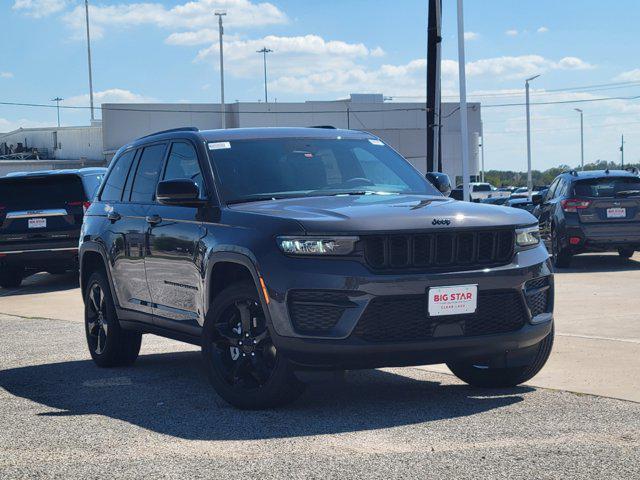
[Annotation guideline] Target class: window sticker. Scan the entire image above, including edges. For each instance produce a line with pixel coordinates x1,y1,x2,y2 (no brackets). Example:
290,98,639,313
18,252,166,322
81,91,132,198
208,141,231,150
368,139,385,146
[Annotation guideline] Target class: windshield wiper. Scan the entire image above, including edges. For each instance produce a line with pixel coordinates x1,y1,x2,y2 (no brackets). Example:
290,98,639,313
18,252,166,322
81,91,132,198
227,195,297,205
615,190,640,197
305,190,400,197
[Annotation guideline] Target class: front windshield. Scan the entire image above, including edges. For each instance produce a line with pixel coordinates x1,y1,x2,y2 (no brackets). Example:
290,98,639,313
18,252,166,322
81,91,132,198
207,138,440,203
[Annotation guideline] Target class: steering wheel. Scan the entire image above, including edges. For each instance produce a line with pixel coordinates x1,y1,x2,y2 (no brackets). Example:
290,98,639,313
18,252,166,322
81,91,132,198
342,177,375,187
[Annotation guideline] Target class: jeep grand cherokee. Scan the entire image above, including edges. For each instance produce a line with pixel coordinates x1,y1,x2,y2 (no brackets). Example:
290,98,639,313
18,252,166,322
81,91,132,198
79,127,554,409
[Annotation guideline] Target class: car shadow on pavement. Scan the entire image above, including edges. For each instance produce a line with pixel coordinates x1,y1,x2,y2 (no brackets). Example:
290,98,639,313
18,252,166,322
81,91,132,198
553,254,640,274
0,350,532,440
0,272,79,297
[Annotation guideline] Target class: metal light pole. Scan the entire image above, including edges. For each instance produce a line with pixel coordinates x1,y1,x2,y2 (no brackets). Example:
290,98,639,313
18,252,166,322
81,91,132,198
525,74,540,201
621,134,625,168
456,0,470,201
257,47,273,104
480,136,485,182
84,0,95,123
215,11,227,128
51,97,63,127
574,108,584,170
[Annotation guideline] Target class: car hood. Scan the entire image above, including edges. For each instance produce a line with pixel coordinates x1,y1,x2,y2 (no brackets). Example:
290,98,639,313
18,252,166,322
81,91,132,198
229,194,536,233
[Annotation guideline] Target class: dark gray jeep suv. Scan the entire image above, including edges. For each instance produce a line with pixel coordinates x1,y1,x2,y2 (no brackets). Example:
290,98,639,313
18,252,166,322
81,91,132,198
79,127,554,409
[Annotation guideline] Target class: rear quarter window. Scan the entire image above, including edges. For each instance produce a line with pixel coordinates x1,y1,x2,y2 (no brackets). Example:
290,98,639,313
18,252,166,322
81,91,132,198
101,150,136,202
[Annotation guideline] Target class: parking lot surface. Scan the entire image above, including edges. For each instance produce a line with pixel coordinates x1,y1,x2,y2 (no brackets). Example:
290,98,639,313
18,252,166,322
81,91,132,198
1,252,640,477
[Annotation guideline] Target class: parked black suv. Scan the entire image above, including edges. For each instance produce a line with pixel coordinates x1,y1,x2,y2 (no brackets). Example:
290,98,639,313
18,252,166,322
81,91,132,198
79,127,554,409
0,167,106,288
537,169,640,268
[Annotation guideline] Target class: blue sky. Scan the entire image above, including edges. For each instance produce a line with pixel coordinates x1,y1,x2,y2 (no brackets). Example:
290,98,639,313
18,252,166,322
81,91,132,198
1,0,639,171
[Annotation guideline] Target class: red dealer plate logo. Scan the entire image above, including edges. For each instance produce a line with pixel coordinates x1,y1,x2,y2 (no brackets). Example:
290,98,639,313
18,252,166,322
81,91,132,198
428,285,478,317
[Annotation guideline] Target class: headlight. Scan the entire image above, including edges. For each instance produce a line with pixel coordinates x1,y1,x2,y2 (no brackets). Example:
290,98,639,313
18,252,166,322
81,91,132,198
516,225,541,248
276,236,359,255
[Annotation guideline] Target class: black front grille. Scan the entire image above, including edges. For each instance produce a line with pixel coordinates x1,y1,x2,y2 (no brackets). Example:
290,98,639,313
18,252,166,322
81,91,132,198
524,277,551,317
362,230,515,271
288,290,353,334
351,291,526,342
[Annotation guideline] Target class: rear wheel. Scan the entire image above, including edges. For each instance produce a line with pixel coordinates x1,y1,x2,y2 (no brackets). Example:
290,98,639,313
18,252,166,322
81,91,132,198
0,266,24,289
551,229,572,268
447,326,554,388
84,271,142,367
618,248,635,259
202,282,304,409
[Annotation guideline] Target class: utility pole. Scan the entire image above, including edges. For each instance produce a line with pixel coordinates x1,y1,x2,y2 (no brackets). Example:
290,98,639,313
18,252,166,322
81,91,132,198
84,0,95,123
574,108,584,170
456,0,470,201
257,47,272,104
215,11,227,128
480,136,485,182
525,74,540,201
621,134,625,168
426,0,442,173
51,97,63,127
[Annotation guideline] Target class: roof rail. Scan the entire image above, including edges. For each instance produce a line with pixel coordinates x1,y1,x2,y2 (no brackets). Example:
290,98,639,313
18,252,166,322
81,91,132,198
309,125,337,129
563,169,579,176
139,127,199,139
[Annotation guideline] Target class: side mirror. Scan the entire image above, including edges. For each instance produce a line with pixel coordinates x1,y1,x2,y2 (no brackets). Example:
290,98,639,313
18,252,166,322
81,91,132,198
425,172,452,197
532,193,543,205
156,179,203,206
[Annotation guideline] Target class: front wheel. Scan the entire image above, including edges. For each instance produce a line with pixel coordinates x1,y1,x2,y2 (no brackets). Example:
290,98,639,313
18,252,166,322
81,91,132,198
84,271,142,367
202,282,304,409
618,248,635,259
447,326,554,388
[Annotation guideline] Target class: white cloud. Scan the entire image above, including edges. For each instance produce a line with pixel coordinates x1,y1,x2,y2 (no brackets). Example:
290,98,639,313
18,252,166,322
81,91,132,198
64,88,156,107
0,117,52,133
614,69,640,82
556,56,593,70
12,0,68,18
464,31,479,41
505,29,518,36
0,72,14,79
537,26,549,33
63,0,287,40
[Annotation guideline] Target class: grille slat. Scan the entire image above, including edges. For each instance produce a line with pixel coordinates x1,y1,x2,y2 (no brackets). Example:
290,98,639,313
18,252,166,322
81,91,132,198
352,291,526,342
363,230,514,271
288,291,352,334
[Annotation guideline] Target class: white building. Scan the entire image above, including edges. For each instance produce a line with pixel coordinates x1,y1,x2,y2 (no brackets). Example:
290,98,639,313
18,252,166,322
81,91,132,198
2,94,482,182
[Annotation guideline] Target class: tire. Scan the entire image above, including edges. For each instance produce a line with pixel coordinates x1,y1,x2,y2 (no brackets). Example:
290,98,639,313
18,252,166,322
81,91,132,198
0,267,24,289
551,229,572,268
618,248,635,259
202,282,304,409
84,271,142,367
447,326,554,388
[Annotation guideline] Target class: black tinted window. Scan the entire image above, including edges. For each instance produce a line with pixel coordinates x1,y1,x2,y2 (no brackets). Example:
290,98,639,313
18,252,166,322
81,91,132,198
473,184,491,192
101,150,135,201
0,175,85,209
130,144,166,203
163,142,203,193
573,177,640,197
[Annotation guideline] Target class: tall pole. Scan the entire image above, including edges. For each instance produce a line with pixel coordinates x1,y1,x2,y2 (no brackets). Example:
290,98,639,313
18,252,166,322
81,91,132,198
426,0,442,173
456,0,470,201
51,97,63,127
215,11,226,128
257,47,273,103
621,134,625,168
84,0,95,122
480,136,485,182
574,108,584,170
525,74,540,201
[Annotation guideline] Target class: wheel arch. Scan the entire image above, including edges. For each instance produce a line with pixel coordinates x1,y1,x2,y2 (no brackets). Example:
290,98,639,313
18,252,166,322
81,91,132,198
79,242,117,303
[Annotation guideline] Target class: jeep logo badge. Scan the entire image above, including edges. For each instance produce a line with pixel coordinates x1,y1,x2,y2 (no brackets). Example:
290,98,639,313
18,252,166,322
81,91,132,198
432,218,451,226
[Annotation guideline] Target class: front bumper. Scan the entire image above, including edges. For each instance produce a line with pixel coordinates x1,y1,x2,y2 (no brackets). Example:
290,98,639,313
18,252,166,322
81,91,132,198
259,244,554,368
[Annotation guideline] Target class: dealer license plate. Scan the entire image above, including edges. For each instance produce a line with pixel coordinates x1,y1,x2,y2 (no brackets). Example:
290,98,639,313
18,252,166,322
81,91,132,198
428,285,477,317
606,207,626,219
28,218,47,229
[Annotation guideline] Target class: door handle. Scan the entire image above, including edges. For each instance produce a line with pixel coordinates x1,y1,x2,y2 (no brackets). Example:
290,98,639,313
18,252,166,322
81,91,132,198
146,214,162,225
107,211,121,222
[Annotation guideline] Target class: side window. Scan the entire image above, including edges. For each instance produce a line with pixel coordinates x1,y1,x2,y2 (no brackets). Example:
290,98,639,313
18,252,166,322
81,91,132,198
556,179,568,198
163,142,203,194
130,144,166,203
545,178,560,201
100,150,135,202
